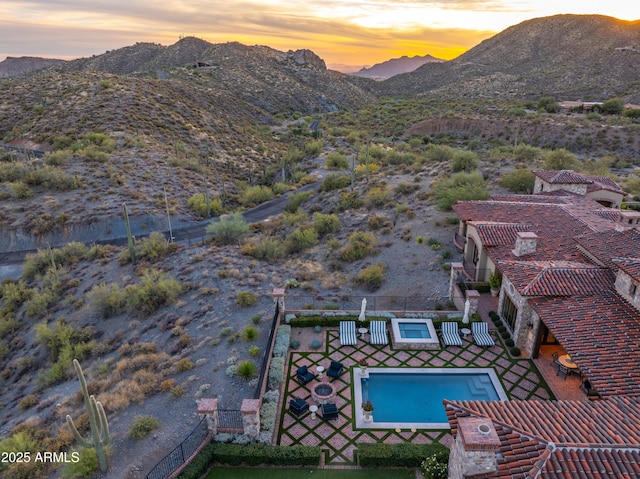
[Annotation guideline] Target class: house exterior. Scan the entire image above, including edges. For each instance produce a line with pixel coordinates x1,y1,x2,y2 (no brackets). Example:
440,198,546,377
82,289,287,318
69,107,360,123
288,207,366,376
447,173,640,478
533,169,626,208
451,184,640,396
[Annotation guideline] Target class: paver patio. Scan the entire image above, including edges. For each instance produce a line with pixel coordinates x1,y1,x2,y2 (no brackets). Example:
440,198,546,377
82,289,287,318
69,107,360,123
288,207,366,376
275,323,554,466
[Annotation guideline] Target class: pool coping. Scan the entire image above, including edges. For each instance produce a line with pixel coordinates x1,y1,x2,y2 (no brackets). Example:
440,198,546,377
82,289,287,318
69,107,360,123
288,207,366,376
390,317,440,347
352,367,508,429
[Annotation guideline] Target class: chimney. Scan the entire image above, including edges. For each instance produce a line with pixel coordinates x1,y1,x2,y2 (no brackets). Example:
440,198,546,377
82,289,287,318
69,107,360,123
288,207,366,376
448,416,501,479
513,231,537,257
615,211,640,232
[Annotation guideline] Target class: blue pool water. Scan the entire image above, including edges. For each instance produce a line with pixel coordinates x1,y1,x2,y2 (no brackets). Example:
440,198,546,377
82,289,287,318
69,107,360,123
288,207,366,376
398,322,431,339
360,370,505,424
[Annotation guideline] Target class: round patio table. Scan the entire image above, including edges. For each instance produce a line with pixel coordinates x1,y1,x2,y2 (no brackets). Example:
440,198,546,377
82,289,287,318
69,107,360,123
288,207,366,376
558,354,579,369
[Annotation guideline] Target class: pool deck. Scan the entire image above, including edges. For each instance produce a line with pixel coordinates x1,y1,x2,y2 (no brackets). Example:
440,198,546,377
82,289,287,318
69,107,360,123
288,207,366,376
276,322,554,467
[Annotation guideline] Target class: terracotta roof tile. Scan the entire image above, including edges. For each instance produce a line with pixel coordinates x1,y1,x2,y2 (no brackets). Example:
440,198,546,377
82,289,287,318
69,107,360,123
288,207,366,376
445,399,640,479
529,291,640,397
533,170,624,194
575,229,640,269
472,222,533,247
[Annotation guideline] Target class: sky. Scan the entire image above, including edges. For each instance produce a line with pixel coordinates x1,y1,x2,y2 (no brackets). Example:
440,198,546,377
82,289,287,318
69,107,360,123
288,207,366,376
2,1,640,72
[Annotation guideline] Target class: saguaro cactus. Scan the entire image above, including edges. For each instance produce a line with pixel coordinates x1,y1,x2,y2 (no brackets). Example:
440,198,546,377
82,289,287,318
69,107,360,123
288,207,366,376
66,359,110,472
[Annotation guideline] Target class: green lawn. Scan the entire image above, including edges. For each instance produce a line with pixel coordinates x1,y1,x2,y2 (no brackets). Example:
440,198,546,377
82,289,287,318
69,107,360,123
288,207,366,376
206,467,415,479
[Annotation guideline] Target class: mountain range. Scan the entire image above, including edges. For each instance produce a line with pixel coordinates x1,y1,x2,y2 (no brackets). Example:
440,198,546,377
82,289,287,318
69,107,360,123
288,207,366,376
349,54,444,80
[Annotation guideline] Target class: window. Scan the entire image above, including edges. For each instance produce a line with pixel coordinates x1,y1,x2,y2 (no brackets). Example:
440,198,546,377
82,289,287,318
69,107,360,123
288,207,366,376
472,243,479,265
631,283,638,298
501,295,518,331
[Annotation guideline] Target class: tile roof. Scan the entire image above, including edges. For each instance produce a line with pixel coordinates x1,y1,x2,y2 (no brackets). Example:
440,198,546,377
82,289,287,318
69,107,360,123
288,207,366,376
472,222,533,247
529,290,640,397
498,261,614,296
445,397,640,479
533,170,625,194
575,229,640,269
612,257,640,282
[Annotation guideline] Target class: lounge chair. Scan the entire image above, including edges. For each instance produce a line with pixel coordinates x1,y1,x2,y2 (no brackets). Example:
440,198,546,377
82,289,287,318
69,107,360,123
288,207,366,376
556,364,569,380
321,402,339,421
295,365,316,385
339,321,357,346
370,320,388,345
472,322,495,347
551,351,560,370
289,397,309,417
441,322,463,346
326,361,344,379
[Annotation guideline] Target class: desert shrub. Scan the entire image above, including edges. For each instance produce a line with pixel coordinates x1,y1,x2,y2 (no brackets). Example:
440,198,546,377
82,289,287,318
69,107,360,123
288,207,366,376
44,149,73,166
450,150,479,173
310,339,322,350
367,214,390,230
176,358,195,372
206,212,250,245
312,212,341,236
159,379,176,392
543,148,579,170
538,96,559,113
243,236,286,261
171,386,185,398
242,325,259,341
22,242,89,280
220,327,234,337
325,152,349,169
319,173,351,192
304,139,323,156
510,346,522,357
136,232,174,261
9,181,33,199
248,345,260,356
241,185,273,206
18,394,39,410
365,186,393,209
24,165,79,190
187,193,223,217
338,231,377,262
354,263,387,291
1,280,32,311
236,291,258,307
426,144,455,162
285,190,312,213
129,415,161,440
237,360,257,380
125,269,183,317
431,171,489,211
394,182,419,195
87,283,126,318
498,168,536,193
285,226,318,253
290,339,300,350
61,447,98,479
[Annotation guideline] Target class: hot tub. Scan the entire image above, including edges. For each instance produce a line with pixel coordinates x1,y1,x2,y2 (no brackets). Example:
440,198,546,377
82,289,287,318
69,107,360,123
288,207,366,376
390,317,440,349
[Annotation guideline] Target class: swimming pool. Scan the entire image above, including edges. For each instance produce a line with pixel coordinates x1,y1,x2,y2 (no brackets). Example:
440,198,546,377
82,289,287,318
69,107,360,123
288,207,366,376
390,318,439,349
353,368,508,429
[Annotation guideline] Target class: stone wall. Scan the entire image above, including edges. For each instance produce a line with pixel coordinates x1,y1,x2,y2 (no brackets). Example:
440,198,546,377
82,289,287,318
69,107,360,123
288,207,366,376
615,270,640,312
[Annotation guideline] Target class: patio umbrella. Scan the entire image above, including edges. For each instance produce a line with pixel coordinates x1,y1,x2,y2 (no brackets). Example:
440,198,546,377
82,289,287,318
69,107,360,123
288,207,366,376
462,299,470,325
359,298,367,323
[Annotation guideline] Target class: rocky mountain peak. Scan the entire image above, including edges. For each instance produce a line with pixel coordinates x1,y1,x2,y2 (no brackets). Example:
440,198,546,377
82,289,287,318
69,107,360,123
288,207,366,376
288,49,327,70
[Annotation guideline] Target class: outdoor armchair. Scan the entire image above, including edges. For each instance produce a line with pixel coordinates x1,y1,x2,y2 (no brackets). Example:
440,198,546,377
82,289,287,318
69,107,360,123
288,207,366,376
289,397,309,417
321,402,339,421
295,365,316,385
326,361,344,379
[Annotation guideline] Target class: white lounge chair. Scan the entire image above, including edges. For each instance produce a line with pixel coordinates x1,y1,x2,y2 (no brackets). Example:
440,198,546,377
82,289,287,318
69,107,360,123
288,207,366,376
339,321,357,346
370,320,388,345
472,322,495,347
441,322,463,346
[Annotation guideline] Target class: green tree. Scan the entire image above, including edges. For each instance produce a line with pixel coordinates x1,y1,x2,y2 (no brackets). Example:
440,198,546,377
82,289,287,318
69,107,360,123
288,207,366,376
543,148,579,170
498,168,536,194
431,171,489,211
206,212,250,245
537,96,559,113
601,97,624,115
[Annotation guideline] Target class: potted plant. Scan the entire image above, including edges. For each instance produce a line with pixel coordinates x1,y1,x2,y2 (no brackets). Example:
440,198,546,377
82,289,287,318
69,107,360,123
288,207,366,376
358,359,369,375
489,271,501,297
361,400,374,422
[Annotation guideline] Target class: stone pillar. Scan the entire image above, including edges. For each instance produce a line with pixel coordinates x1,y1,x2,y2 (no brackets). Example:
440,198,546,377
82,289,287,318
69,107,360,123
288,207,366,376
448,417,501,479
465,290,480,316
272,288,285,320
197,398,218,435
449,262,464,302
241,398,261,438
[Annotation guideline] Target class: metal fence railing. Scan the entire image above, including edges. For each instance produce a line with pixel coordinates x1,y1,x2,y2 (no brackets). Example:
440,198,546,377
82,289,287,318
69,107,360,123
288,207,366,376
217,409,243,432
253,301,279,399
285,294,454,314
144,416,209,479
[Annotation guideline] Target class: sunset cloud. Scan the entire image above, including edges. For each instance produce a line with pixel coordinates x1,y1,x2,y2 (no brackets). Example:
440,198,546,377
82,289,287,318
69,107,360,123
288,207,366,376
1,1,639,70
